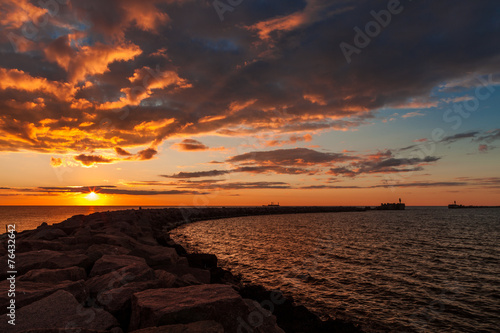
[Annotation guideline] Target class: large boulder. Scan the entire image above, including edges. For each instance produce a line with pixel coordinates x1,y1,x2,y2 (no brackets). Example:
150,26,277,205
129,320,224,333
85,263,155,297
85,244,131,263
55,214,87,235
163,266,211,285
154,270,177,288
0,290,118,332
19,266,86,283
16,239,70,253
27,227,67,241
72,227,94,244
129,284,284,332
128,243,179,268
0,280,87,314
90,232,137,249
0,250,90,279
90,255,147,277
97,280,163,315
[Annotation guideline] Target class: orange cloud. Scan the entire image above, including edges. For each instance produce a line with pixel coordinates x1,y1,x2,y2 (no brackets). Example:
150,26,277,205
173,139,226,152
175,139,209,151
248,0,352,41
0,0,47,29
114,147,132,156
98,67,190,110
265,134,313,147
134,147,158,160
0,68,75,101
303,94,327,106
44,36,142,83
74,154,116,167
121,0,170,32
50,157,63,167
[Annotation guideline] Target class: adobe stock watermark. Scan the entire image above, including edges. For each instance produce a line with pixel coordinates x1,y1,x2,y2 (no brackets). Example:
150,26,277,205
340,0,410,64
382,73,498,190
237,291,286,333
7,0,70,53
213,0,244,21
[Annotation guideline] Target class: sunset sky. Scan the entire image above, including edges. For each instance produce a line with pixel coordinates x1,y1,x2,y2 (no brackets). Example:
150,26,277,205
0,0,499,206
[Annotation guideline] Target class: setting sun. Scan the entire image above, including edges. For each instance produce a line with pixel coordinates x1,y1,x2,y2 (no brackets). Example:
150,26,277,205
85,191,99,201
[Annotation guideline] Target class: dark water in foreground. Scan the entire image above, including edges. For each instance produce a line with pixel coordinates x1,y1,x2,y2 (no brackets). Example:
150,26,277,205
170,207,500,332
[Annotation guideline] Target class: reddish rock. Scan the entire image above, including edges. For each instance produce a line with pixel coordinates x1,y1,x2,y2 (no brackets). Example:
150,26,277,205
90,255,147,277
102,221,145,239
55,214,87,235
19,266,86,283
85,263,155,297
128,243,179,268
91,233,137,249
174,274,203,287
175,256,189,266
0,250,90,279
27,227,67,241
0,280,87,314
85,244,131,263
154,270,177,288
73,227,93,243
129,284,284,332
15,239,69,253
129,320,224,333
0,290,118,332
97,280,163,314
163,266,211,285
136,235,159,246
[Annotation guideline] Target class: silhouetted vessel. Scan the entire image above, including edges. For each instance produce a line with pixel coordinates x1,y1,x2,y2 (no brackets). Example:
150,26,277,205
448,201,500,209
375,198,405,210
263,202,280,207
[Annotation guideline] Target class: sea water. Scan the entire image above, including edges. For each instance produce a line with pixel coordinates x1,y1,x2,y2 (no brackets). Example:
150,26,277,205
170,207,500,332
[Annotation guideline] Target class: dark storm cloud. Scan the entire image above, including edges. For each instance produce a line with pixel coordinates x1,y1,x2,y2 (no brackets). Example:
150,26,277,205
175,139,209,151
328,154,441,177
162,169,232,179
134,147,158,160
476,129,500,143
114,147,132,156
233,165,314,175
300,181,476,189
74,154,116,166
176,181,291,190
440,131,480,144
228,148,352,165
162,146,441,179
0,0,499,157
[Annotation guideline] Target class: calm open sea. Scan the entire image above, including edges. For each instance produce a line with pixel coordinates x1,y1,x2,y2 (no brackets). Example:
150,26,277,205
170,207,500,332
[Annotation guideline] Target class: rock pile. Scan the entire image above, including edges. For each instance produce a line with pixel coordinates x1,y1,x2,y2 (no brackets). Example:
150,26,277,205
0,208,363,332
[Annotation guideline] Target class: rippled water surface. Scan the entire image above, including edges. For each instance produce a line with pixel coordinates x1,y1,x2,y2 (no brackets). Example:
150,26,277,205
170,207,500,332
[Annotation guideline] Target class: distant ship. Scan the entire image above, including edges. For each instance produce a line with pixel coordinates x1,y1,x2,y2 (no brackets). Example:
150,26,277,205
374,198,405,210
263,202,280,207
448,201,500,209
448,201,463,209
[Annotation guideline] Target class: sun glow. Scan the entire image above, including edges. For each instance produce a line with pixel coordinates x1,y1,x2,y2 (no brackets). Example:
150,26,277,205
85,191,99,201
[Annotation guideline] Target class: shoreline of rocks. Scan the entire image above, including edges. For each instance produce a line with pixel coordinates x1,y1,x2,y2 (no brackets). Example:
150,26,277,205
1,207,365,332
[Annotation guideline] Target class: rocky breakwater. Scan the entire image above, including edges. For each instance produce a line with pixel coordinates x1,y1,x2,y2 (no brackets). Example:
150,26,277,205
0,207,364,332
